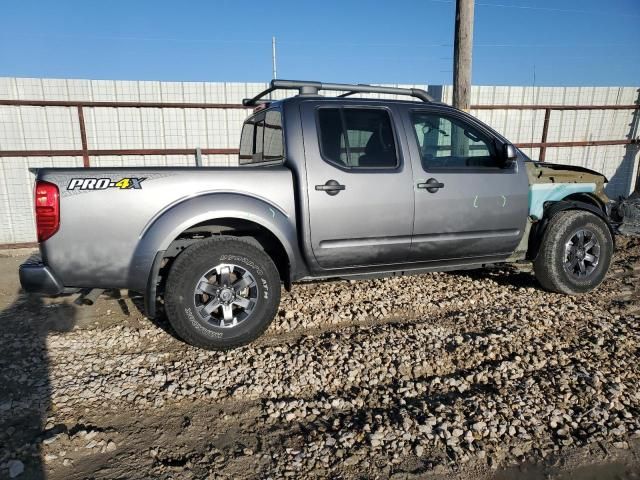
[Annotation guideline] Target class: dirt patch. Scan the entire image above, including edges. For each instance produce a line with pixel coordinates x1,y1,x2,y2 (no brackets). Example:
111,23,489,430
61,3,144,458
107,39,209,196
0,239,639,479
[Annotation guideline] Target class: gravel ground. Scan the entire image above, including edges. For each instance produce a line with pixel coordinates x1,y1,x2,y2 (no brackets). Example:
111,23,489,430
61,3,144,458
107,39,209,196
0,238,639,479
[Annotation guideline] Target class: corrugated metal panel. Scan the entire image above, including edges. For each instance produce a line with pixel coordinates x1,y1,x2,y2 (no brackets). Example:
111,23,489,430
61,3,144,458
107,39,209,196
0,77,638,244
0,155,84,244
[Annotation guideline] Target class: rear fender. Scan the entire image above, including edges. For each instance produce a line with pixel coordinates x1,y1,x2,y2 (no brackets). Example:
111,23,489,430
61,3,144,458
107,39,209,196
127,192,302,294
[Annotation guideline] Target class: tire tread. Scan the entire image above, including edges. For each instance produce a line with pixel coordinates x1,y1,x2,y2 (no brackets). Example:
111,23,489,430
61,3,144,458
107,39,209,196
164,236,280,350
534,210,612,295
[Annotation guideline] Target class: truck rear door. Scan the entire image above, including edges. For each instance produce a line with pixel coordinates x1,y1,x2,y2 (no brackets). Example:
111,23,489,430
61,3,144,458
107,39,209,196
300,101,414,269
401,105,528,262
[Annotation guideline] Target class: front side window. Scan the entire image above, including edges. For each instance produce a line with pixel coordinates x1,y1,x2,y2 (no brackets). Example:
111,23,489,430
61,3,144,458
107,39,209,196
411,111,499,170
318,108,398,169
239,109,284,165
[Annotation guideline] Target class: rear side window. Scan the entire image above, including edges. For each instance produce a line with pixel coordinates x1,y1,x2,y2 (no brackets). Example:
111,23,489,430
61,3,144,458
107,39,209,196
318,108,398,169
239,109,284,165
263,110,284,161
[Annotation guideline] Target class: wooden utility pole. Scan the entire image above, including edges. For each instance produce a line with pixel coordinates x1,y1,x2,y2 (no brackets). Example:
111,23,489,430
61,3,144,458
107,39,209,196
452,0,475,111
633,104,640,193
635,149,640,193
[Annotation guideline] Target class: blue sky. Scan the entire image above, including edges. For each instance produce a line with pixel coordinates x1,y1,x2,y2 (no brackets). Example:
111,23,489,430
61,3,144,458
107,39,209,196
1,0,639,86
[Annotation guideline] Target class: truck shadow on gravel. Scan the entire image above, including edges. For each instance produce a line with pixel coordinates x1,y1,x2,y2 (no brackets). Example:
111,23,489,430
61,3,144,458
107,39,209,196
0,291,77,479
127,294,183,341
446,268,541,290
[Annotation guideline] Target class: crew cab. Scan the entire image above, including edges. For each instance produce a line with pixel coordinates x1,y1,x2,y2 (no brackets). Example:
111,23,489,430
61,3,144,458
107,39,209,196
20,80,618,349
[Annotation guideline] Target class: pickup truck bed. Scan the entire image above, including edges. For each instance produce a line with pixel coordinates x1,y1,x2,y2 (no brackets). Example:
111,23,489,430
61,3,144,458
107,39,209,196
34,167,299,293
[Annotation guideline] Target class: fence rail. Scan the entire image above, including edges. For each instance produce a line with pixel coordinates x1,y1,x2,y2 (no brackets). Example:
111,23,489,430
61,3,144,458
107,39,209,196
0,99,638,165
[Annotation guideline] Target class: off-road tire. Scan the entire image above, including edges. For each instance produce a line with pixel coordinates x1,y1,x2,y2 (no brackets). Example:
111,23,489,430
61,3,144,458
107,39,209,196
534,210,613,294
164,236,281,350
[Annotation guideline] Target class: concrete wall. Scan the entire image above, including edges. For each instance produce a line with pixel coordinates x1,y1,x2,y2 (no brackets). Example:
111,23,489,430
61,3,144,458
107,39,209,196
0,77,638,245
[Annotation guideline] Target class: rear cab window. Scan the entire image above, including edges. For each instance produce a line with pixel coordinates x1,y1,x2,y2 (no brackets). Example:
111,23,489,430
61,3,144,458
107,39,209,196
239,109,284,165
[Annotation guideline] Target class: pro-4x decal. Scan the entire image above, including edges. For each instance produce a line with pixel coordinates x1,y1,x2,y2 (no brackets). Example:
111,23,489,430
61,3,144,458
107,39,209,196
67,177,146,190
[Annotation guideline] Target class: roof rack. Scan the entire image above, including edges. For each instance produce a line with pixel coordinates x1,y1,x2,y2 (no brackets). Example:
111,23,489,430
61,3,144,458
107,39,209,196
242,79,435,107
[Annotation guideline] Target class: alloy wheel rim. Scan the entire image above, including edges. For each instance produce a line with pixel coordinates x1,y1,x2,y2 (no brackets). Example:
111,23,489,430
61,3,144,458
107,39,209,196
193,263,258,328
563,229,600,279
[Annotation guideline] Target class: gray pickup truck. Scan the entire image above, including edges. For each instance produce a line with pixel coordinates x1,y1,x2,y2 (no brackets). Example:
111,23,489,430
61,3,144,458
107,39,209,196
20,80,622,350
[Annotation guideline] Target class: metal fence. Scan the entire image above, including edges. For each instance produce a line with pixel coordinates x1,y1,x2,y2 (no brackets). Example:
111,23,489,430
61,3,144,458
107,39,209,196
0,99,245,165
0,78,639,246
0,99,638,165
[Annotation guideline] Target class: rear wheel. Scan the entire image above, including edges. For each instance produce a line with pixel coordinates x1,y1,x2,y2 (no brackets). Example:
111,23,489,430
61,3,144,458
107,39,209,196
164,237,281,350
534,210,613,294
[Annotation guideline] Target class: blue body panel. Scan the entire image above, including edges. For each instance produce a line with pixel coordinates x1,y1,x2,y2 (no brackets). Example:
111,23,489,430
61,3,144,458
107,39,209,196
528,183,596,219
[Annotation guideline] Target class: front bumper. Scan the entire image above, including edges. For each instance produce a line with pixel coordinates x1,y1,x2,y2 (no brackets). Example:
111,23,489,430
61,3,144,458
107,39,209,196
19,256,64,295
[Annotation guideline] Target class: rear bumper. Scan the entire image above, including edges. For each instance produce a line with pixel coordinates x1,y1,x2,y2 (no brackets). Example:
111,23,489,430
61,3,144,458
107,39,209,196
19,256,64,295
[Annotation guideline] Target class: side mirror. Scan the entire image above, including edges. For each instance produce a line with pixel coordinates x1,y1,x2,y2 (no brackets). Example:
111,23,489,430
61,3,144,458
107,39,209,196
502,143,517,167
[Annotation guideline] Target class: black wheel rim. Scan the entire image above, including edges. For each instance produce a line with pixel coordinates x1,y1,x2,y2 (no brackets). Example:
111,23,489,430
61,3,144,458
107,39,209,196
563,229,600,279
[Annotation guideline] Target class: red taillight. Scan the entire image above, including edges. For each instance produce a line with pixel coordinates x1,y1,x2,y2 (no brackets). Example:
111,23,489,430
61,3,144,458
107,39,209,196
35,180,60,242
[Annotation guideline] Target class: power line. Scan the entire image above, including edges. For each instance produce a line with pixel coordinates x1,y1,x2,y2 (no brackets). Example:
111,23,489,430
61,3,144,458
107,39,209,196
426,0,640,18
278,39,631,49
278,40,452,48
0,33,632,52
475,43,630,48
0,32,267,45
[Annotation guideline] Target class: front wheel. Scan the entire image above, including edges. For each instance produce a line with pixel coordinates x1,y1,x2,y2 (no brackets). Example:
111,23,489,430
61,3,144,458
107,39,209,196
164,237,281,350
534,210,613,294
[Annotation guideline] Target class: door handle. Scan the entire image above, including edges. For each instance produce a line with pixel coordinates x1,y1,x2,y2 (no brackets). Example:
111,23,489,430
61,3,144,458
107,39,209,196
315,179,346,196
417,178,445,193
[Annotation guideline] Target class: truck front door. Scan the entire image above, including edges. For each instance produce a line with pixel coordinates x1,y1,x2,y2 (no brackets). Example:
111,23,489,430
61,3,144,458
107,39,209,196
301,102,414,269
402,106,528,262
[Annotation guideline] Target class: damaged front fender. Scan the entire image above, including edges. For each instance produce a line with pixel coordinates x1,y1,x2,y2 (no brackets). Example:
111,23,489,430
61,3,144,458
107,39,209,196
525,161,610,219
520,160,615,262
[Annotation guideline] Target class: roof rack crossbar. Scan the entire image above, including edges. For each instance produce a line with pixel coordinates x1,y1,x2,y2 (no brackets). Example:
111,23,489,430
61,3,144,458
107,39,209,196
242,79,434,106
